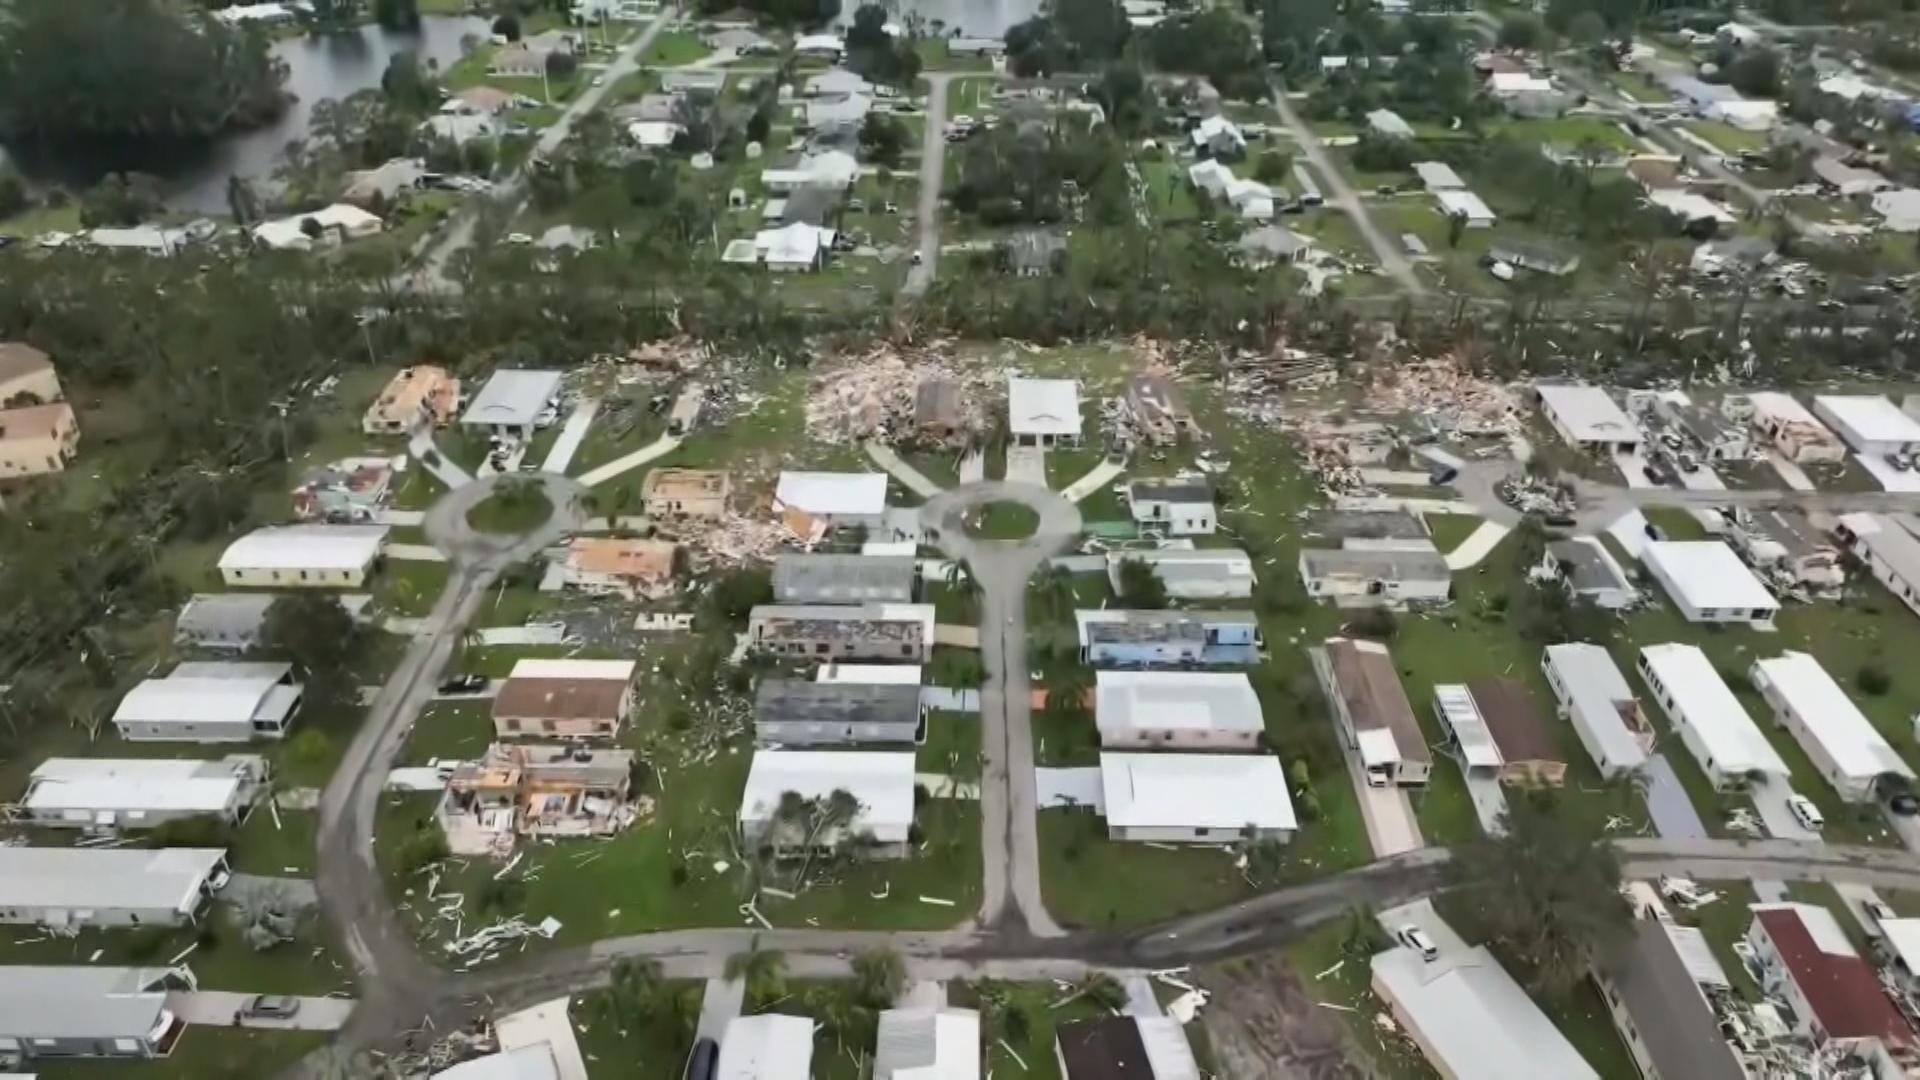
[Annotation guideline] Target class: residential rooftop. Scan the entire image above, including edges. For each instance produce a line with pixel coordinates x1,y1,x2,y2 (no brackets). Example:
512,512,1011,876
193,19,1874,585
1095,670,1263,734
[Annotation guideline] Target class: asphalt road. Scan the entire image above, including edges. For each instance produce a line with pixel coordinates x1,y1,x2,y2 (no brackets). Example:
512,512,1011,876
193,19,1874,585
1267,88,1426,296
903,73,955,296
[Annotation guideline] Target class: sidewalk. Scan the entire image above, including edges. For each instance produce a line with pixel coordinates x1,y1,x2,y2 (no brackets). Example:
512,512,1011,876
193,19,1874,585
1060,458,1125,502
575,433,683,487
407,431,473,489
865,441,944,499
541,397,600,475
1441,519,1511,570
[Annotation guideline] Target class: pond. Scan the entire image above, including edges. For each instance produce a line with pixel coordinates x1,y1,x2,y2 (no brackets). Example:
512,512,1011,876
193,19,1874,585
2,15,490,213
834,0,1041,38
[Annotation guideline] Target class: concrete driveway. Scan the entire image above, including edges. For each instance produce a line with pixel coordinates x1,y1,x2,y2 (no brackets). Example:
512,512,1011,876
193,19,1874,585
1643,755,1709,839
167,991,355,1031
693,977,744,1042
541,397,600,474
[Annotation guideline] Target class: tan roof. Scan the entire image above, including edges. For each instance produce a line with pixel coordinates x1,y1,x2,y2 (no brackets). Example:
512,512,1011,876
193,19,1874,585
1326,638,1430,765
566,537,676,580
369,366,459,424
457,86,513,111
0,343,52,386
1468,679,1562,765
494,677,628,722
0,401,74,442
641,468,731,502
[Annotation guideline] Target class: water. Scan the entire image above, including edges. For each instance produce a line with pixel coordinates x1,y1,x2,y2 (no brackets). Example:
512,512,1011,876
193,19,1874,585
3,15,490,213
836,0,1041,38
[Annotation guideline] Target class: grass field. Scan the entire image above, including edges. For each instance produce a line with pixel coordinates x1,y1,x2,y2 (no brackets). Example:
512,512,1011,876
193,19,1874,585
947,981,1112,1080
643,31,710,67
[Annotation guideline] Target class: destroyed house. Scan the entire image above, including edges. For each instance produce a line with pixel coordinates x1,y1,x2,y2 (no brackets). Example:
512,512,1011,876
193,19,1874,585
1299,546,1451,605
291,456,392,522
1749,391,1846,465
747,603,936,663
739,750,916,856
1055,1016,1201,1080
1726,509,1841,589
1125,374,1192,444
112,660,304,742
0,847,229,928
1541,538,1635,609
440,743,635,850
772,553,918,605
21,755,267,831
1108,549,1254,600
1314,509,1430,542
640,467,731,519
1542,643,1652,778
0,965,184,1061
1659,399,1751,461
1075,609,1259,667
492,658,636,740
754,679,924,746
914,378,966,438
1596,921,1747,1080
561,536,678,598
1318,637,1430,786
1749,903,1919,1060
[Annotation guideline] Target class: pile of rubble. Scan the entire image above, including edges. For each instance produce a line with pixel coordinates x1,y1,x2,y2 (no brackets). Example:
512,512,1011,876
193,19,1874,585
803,344,996,445
1367,356,1527,440
1495,475,1575,516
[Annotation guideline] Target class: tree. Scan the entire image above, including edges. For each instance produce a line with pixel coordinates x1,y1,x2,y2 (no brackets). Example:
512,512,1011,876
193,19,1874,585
1509,514,1550,572
1450,788,1632,996
373,0,421,30
1114,557,1168,608
1496,13,1543,49
1093,63,1154,136
1045,666,1093,718
1252,149,1294,184
1726,48,1783,98
261,593,361,706
225,175,262,226
79,172,163,228
0,172,26,218
381,50,438,114
859,112,912,169
851,946,905,1008
726,938,789,1006
492,12,522,40
606,958,667,1022
1446,209,1467,249
1068,972,1128,1011
0,0,289,146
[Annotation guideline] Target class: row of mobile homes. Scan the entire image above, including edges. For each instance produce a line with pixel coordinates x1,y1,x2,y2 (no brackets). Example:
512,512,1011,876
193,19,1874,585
1075,609,1259,667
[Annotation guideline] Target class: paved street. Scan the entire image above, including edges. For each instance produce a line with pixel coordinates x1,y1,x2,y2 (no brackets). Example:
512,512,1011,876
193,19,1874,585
903,73,954,295
170,992,356,1031
1268,90,1424,295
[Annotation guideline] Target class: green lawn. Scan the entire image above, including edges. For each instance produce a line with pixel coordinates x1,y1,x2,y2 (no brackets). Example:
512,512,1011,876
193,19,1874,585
402,699,496,765
1280,920,1438,1078
33,1030,330,1080
642,31,711,67
947,981,1113,1080
0,201,82,239
966,500,1039,539
373,558,451,616
1682,120,1768,154
1502,115,1639,152
465,484,554,533
1,906,351,997
576,983,703,1079
1670,880,1762,999
1424,512,1483,554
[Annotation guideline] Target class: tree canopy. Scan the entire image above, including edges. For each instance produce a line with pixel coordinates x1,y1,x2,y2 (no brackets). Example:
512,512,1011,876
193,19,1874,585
1449,789,1633,996
0,0,289,146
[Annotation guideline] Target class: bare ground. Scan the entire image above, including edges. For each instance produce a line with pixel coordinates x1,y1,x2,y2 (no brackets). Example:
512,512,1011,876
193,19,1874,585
1193,956,1370,1080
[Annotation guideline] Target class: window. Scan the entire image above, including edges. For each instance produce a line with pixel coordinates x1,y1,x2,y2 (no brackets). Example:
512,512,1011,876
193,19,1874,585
901,645,913,657
299,570,309,581
815,643,829,655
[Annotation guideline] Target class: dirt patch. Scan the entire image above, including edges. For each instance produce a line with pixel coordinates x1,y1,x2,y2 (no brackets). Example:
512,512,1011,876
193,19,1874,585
1193,955,1370,1080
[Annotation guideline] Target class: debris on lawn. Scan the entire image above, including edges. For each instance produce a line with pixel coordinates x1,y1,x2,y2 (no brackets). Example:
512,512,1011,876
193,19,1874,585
803,343,995,445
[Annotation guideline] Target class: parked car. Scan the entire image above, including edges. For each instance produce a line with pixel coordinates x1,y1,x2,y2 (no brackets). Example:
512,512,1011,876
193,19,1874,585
686,1037,720,1080
1395,925,1439,961
1788,794,1825,832
243,995,300,1020
438,674,489,695
1867,900,1897,927
1889,791,1919,816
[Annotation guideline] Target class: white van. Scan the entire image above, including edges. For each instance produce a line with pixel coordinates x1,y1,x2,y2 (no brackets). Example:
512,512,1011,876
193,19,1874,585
1395,925,1439,962
1787,794,1825,832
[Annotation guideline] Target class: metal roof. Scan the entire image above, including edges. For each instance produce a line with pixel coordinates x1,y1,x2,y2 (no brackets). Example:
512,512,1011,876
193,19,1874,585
0,966,174,1042
218,524,387,572
1642,541,1779,614
1639,644,1788,777
1815,394,1920,445
1326,638,1430,767
113,666,295,726
1301,547,1451,583
1468,679,1561,765
772,554,918,603
1099,752,1296,831
1128,479,1212,505
1599,923,1746,1080
1097,670,1263,735
755,679,922,727
739,751,917,842
773,471,889,516
1538,384,1637,444
459,369,563,428
1076,608,1256,646
1007,376,1081,437
1548,538,1630,593
1372,945,1599,1080
873,1007,980,1080
1543,644,1649,771
1753,903,1914,1045
1850,512,1920,586
1751,651,1913,782
1413,161,1464,189
0,847,226,915
1434,685,1503,769
25,755,263,816
718,1014,814,1080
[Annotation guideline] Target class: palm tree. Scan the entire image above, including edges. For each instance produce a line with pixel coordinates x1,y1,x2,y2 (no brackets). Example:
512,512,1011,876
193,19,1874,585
726,937,788,1007
1045,666,1093,719
1069,972,1127,1012
605,957,665,1022
1040,562,1077,616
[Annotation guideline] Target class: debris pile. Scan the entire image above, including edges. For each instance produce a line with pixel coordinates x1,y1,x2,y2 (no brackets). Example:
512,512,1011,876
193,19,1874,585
803,345,995,445
1495,475,1575,516
1367,356,1527,440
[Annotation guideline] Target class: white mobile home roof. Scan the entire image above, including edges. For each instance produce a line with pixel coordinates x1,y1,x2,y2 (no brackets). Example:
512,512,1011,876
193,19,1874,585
433,1045,562,1080
1434,685,1503,769
1095,670,1263,736
874,1007,980,1080
218,524,388,572
1543,644,1649,771
1752,651,1912,781
460,369,563,428
1639,643,1788,777
1372,945,1599,1080
1814,394,1920,446
113,673,293,727
774,471,889,516
0,966,174,1043
1846,512,1920,585
1642,541,1779,615
739,750,916,842
1538,384,1637,444
1435,189,1495,222
25,756,260,815
816,662,923,685
1099,752,1297,831
1007,376,1081,437
719,1014,815,1080
0,847,226,914
1747,390,1825,427
1413,161,1464,190
505,658,637,682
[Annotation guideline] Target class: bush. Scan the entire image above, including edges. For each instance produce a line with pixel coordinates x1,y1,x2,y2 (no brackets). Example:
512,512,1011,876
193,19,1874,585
1252,150,1293,184
1859,662,1892,697
1349,606,1399,639
399,827,450,875
151,816,233,849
